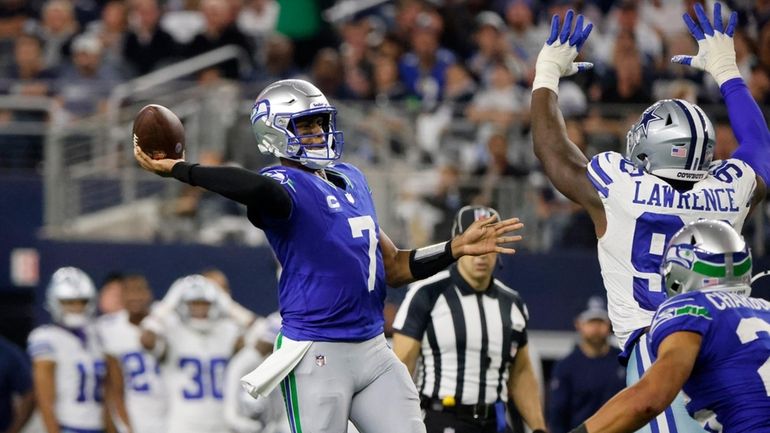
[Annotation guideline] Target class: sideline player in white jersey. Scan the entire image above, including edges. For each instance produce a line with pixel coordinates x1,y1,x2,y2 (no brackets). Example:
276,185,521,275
140,275,242,433
531,4,770,433
97,275,166,433
28,267,131,433
224,312,289,433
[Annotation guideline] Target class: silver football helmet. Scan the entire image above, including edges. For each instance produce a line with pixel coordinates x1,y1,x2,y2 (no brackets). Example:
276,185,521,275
661,220,752,298
46,267,97,328
250,79,343,169
172,275,223,332
626,99,715,182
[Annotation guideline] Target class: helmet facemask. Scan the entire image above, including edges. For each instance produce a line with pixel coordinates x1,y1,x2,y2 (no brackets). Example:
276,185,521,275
250,79,345,170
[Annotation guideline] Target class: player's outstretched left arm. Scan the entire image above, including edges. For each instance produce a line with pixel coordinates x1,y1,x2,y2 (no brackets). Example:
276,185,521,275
568,332,700,433
379,215,524,287
673,2,769,204
531,11,607,235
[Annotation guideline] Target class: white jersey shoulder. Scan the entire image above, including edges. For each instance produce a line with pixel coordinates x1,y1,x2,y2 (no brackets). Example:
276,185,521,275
165,318,241,433
587,152,756,347
28,324,105,430
97,311,168,433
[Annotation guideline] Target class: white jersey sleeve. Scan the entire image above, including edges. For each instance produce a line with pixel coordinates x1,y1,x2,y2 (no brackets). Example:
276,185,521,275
587,152,756,348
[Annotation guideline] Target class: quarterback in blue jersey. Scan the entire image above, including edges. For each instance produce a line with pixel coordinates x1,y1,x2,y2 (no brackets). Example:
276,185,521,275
568,220,770,433
134,79,523,433
532,4,769,433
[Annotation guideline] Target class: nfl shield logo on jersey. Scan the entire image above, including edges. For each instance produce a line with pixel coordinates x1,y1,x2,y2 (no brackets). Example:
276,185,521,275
315,355,326,367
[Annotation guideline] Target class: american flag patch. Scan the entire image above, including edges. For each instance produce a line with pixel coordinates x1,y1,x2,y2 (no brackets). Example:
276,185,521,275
671,147,688,158
702,278,719,287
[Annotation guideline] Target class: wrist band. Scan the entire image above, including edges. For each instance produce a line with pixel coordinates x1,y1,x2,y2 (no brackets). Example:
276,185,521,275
408,241,456,280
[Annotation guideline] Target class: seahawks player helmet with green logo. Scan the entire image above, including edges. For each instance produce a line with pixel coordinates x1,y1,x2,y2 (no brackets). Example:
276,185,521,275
250,79,343,170
661,220,752,298
626,99,716,182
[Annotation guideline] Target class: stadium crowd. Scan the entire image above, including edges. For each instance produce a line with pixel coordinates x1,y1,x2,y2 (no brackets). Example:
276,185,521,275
2,0,770,248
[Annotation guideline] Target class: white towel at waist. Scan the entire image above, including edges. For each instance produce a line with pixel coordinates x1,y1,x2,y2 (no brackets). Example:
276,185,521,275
240,335,312,399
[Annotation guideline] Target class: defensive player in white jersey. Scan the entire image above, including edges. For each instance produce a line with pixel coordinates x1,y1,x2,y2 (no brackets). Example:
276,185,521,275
97,275,166,433
531,4,770,433
140,275,242,433
224,312,289,433
28,267,131,433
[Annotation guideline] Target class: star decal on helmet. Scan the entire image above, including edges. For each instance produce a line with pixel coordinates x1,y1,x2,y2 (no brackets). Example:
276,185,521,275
637,106,663,138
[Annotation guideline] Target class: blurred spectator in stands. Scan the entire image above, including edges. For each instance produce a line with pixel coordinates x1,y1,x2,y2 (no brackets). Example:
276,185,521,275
274,0,334,69
714,122,739,162
597,30,651,104
504,0,548,77
548,297,624,433
376,32,405,62
469,10,524,88
639,0,685,42
759,22,770,70
255,33,297,82
749,63,770,105
237,0,279,40
413,63,476,164
466,61,529,167
338,15,379,100
600,0,662,67
0,335,34,433
0,0,28,72
372,54,407,104
473,131,528,179
84,0,129,74
185,0,254,80
4,33,56,95
307,48,347,99
422,163,463,243
399,11,456,110
0,33,56,169
28,0,79,70
125,0,180,75
55,33,121,121
99,272,125,315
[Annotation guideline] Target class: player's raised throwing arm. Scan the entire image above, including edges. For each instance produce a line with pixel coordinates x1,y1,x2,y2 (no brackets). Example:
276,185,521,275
531,11,606,235
133,144,292,222
379,215,524,287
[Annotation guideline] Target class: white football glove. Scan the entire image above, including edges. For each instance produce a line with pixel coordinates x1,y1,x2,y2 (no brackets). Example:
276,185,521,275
671,2,741,86
532,10,594,95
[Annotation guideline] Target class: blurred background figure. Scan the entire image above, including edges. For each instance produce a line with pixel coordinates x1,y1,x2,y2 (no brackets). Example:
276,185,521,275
223,312,289,433
140,275,244,433
0,334,34,433
124,0,181,75
97,274,166,433
98,272,125,315
547,297,625,433
28,267,131,433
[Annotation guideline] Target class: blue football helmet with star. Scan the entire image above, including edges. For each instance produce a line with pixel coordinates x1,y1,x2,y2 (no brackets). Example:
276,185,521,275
626,99,716,181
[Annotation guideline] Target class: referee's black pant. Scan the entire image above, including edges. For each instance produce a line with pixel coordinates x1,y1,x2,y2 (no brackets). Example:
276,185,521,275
424,409,514,433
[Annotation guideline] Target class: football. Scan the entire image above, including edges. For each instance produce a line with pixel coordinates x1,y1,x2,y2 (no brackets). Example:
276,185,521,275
132,104,185,160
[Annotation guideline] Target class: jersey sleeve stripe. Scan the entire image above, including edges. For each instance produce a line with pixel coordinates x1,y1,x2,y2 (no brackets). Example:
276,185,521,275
586,171,609,197
589,157,613,185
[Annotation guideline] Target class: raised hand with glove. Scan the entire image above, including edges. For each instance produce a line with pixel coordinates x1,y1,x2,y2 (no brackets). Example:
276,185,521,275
671,2,739,86
532,9,593,95
673,1,770,188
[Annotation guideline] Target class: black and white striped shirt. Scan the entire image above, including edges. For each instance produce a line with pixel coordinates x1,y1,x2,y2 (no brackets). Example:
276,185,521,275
393,265,529,405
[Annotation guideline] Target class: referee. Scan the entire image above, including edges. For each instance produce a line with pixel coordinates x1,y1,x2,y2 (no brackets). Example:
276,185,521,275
393,205,547,433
